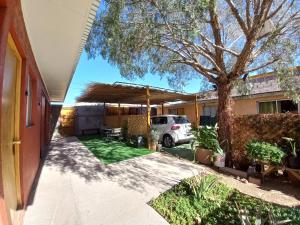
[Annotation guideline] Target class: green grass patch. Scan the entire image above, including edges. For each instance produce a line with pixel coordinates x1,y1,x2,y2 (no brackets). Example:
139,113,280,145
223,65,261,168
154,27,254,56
150,175,300,225
79,135,152,164
162,144,194,161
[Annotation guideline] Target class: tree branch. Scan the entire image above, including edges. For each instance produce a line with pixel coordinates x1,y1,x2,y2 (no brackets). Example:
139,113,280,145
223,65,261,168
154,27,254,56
245,58,279,74
225,0,249,35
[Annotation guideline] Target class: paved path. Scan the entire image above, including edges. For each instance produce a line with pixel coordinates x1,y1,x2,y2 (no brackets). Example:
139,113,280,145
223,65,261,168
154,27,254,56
24,136,206,225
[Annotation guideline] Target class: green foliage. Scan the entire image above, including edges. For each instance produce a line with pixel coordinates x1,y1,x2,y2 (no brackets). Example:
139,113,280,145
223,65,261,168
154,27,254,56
85,0,211,90
282,137,298,158
246,141,286,165
183,174,218,199
150,175,300,225
236,203,291,225
79,135,152,164
150,128,160,143
193,125,224,155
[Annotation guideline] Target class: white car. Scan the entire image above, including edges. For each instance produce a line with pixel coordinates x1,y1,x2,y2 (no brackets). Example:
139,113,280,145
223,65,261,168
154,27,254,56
151,115,194,148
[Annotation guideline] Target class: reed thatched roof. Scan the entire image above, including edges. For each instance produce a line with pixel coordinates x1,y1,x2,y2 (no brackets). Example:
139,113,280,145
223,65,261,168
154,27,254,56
77,82,195,105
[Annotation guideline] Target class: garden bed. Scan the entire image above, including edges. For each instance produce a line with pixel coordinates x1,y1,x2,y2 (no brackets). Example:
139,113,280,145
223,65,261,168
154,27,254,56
150,174,300,225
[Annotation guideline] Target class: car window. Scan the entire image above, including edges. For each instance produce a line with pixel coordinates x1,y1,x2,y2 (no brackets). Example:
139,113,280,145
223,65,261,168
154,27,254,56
152,117,167,125
160,117,168,124
173,116,189,124
151,117,159,125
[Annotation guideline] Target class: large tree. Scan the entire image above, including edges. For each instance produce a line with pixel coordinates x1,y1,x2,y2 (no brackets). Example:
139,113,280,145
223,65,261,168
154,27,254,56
86,0,300,164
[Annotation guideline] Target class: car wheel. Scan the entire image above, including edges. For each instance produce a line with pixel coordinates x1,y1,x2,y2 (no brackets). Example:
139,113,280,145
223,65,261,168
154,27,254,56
163,135,175,148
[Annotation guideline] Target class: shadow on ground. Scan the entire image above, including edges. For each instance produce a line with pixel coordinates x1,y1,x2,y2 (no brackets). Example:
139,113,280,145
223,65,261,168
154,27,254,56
44,135,204,194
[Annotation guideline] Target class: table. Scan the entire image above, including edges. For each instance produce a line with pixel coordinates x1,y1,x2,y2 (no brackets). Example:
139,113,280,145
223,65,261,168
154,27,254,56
260,163,300,183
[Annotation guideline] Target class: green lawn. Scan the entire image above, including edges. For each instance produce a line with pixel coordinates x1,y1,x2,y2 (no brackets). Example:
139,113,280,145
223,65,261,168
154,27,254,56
150,175,300,225
79,135,153,164
162,143,195,161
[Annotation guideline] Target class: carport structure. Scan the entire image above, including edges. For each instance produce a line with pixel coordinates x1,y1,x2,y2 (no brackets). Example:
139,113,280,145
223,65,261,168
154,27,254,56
77,82,198,148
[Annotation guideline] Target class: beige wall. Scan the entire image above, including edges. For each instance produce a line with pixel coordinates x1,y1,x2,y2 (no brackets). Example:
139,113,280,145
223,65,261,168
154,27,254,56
159,94,295,125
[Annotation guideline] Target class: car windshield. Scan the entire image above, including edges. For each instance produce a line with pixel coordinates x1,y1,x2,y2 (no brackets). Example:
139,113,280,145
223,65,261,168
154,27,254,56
173,116,189,124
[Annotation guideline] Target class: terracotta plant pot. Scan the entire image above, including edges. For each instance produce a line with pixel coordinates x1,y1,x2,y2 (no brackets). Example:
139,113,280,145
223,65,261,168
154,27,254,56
214,153,225,168
196,148,212,165
156,143,162,151
150,141,157,151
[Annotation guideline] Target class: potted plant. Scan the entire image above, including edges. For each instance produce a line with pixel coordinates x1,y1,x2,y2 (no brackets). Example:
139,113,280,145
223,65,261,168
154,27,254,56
245,140,286,166
150,128,160,151
282,137,300,169
193,125,225,166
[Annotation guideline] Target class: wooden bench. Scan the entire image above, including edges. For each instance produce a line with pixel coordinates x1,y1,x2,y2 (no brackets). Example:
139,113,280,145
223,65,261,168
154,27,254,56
103,128,122,138
260,162,300,183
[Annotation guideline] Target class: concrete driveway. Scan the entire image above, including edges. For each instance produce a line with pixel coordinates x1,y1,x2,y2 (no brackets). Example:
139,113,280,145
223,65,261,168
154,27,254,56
24,135,206,225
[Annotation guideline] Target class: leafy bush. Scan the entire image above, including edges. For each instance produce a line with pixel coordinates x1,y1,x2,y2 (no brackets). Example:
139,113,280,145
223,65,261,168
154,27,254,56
246,141,286,165
236,203,291,225
150,128,160,143
193,125,224,155
183,174,218,199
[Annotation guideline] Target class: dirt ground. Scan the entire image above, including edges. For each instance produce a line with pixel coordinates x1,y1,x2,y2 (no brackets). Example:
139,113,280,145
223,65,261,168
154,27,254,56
215,169,300,208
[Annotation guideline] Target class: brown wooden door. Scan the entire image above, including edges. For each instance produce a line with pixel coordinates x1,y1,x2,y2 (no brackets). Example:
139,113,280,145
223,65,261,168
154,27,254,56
1,37,21,223
40,94,46,158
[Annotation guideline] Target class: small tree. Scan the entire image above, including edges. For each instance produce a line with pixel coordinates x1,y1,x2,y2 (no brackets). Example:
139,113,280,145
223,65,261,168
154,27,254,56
86,0,300,165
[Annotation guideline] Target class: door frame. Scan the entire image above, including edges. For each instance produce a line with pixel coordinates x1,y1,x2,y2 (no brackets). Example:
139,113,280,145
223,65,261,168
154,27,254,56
6,33,22,207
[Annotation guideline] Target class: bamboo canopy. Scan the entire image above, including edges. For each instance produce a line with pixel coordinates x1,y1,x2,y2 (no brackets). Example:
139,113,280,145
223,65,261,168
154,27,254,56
77,82,195,105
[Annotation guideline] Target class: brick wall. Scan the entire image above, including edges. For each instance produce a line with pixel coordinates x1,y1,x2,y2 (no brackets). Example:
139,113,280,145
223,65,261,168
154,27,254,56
232,113,300,169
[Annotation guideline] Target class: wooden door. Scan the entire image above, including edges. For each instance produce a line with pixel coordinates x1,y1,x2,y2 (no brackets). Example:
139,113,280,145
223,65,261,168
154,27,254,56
40,94,46,158
1,35,22,223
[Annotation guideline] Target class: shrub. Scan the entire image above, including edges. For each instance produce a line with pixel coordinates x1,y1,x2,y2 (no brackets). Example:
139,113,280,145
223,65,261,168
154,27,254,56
193,125,224,155
245,141,286,165
183,174,218,199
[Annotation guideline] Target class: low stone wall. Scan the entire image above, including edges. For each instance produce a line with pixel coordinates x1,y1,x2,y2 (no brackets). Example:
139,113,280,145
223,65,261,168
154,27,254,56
127,115,147,136
232,113,300,169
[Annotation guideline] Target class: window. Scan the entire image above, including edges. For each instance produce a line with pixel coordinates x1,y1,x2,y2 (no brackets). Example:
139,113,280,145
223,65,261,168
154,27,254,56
26,75,33,126
168,108,177,115
151,117,167,125
173,116,189,124
201,105,217,126
258,100,298,114
203,105,217,117
168,108,185,115
258,101,276,114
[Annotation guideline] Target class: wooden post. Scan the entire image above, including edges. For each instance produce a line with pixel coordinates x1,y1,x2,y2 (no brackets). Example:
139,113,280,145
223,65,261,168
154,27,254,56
194,94,199,128
146,86,151,149
140,104,143,115
161,103,164,115
118,103,121,127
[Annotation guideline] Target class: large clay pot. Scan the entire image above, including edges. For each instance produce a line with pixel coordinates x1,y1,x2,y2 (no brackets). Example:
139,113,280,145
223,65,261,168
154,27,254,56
196,148,212,165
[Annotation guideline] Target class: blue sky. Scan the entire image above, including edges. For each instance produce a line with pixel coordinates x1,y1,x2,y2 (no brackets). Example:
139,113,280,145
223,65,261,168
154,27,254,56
63,52,205,105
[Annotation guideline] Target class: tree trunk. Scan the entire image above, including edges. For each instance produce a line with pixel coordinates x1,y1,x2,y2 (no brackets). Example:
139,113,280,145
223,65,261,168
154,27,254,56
217,80,234,167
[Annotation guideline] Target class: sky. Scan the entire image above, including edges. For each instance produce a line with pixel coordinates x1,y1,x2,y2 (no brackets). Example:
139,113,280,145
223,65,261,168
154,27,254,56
63,52,205,106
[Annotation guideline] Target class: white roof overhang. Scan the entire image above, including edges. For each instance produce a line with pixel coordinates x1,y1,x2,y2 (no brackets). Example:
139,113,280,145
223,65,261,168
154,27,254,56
21,0,100,102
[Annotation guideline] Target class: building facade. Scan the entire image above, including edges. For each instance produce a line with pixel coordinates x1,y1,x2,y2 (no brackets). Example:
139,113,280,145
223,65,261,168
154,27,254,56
159,70,300,126
0,0,99,224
